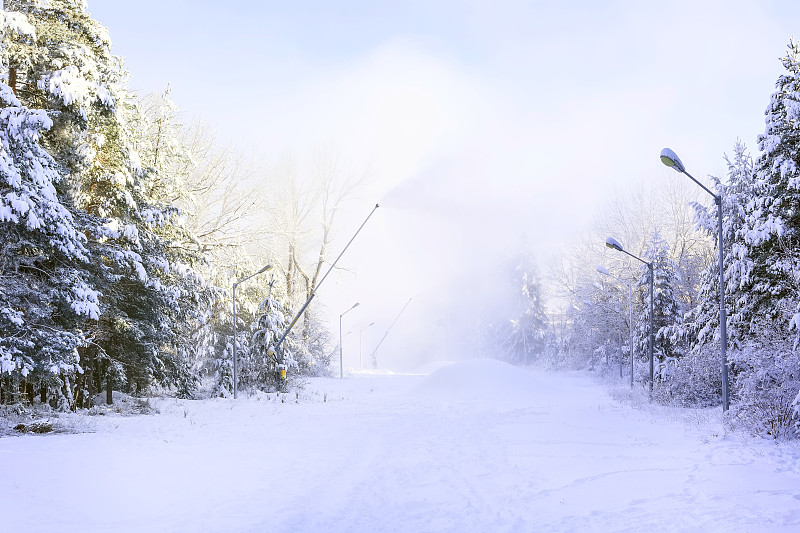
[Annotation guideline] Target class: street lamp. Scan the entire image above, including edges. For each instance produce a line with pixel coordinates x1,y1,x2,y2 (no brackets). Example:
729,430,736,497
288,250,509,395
339,302,360,378
232,263,273,399
360,322,375,370
605,237,654,392
660,147,729,411
597,265,634,387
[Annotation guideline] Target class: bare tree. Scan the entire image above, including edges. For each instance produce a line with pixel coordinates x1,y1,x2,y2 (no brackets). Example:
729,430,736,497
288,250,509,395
133,90,266,253
264,149,366,334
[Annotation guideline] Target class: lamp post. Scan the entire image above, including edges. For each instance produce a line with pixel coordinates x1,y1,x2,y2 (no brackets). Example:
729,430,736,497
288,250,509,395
605,237,654,392
597,265,634,387
660,148,729,411
360,322,375,370
232,264,273,399
339,303,360,378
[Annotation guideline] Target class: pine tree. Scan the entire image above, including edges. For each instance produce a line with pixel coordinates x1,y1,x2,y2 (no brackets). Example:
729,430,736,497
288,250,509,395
683,141,756,350
0,5,103,406
633,231,684,381
4,0,204,403
724,40,800,435
744,39,800,331
496,252,548,365
0,80,99,405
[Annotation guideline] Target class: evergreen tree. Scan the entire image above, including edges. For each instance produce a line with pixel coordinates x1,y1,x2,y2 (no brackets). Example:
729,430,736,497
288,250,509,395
684,141,756,351
727,40,800,435
742,39,800,332
633,231,684,381
495,252,548,365
4,0,204,403
0,79,99,405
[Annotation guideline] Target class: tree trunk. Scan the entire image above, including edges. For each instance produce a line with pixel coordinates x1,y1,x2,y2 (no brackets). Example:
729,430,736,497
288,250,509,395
103,359,112,405
10,375,19,404
106,372,113,405
86,356,95,404
40,383,47,404
63,374,75,412
74,373,85,409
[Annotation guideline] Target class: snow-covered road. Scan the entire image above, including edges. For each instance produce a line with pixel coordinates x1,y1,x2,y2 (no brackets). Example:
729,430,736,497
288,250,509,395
2,360,800,532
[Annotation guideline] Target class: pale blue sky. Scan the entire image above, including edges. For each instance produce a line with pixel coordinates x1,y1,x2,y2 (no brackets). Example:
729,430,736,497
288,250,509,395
88,0,800,368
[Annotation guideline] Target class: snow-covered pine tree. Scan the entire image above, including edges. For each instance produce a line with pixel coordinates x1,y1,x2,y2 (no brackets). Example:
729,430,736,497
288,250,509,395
244,292,292,392
684,141,756,350
726,39,800,436
744,39,800,331
0,80,100,405
495,251,549,365
4,0,204,403
633,231,684,382
0,3,102,406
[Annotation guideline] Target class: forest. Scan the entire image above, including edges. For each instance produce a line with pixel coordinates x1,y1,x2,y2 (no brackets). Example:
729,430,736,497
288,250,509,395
0,0,351,409
1,1,800,440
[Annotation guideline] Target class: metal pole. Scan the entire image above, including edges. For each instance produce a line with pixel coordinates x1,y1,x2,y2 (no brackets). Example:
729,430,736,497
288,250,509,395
370,298,412,368
681,166,730,411
273,204,379,356
359,322,374,370
232,283,238,399
717,196,730,411
619,307,623,378
661,150,729,412
338,303,359,378
629,283,633,388
649,262,654,393
605,242,654,392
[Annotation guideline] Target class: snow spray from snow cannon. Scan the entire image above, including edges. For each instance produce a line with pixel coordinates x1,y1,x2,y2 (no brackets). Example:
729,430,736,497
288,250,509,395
271,204,380,384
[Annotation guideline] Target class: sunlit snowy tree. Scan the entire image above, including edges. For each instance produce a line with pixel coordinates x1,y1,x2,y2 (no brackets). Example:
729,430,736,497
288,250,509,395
0,80,99,405
3,0,204,403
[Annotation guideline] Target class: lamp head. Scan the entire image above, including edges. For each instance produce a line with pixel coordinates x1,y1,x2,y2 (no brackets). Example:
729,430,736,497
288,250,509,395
596,265,610,276
353,302,360,309
605,237,624,252
660,148,686,173
257,264,273,274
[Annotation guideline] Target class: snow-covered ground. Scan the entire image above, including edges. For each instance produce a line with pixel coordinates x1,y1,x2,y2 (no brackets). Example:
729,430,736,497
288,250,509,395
2,359,800,532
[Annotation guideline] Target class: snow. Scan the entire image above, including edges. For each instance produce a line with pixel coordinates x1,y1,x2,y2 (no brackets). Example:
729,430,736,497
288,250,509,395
2,361,800,532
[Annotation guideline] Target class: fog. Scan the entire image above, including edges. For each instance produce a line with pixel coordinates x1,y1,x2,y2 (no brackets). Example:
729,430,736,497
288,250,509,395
89,0,800,370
